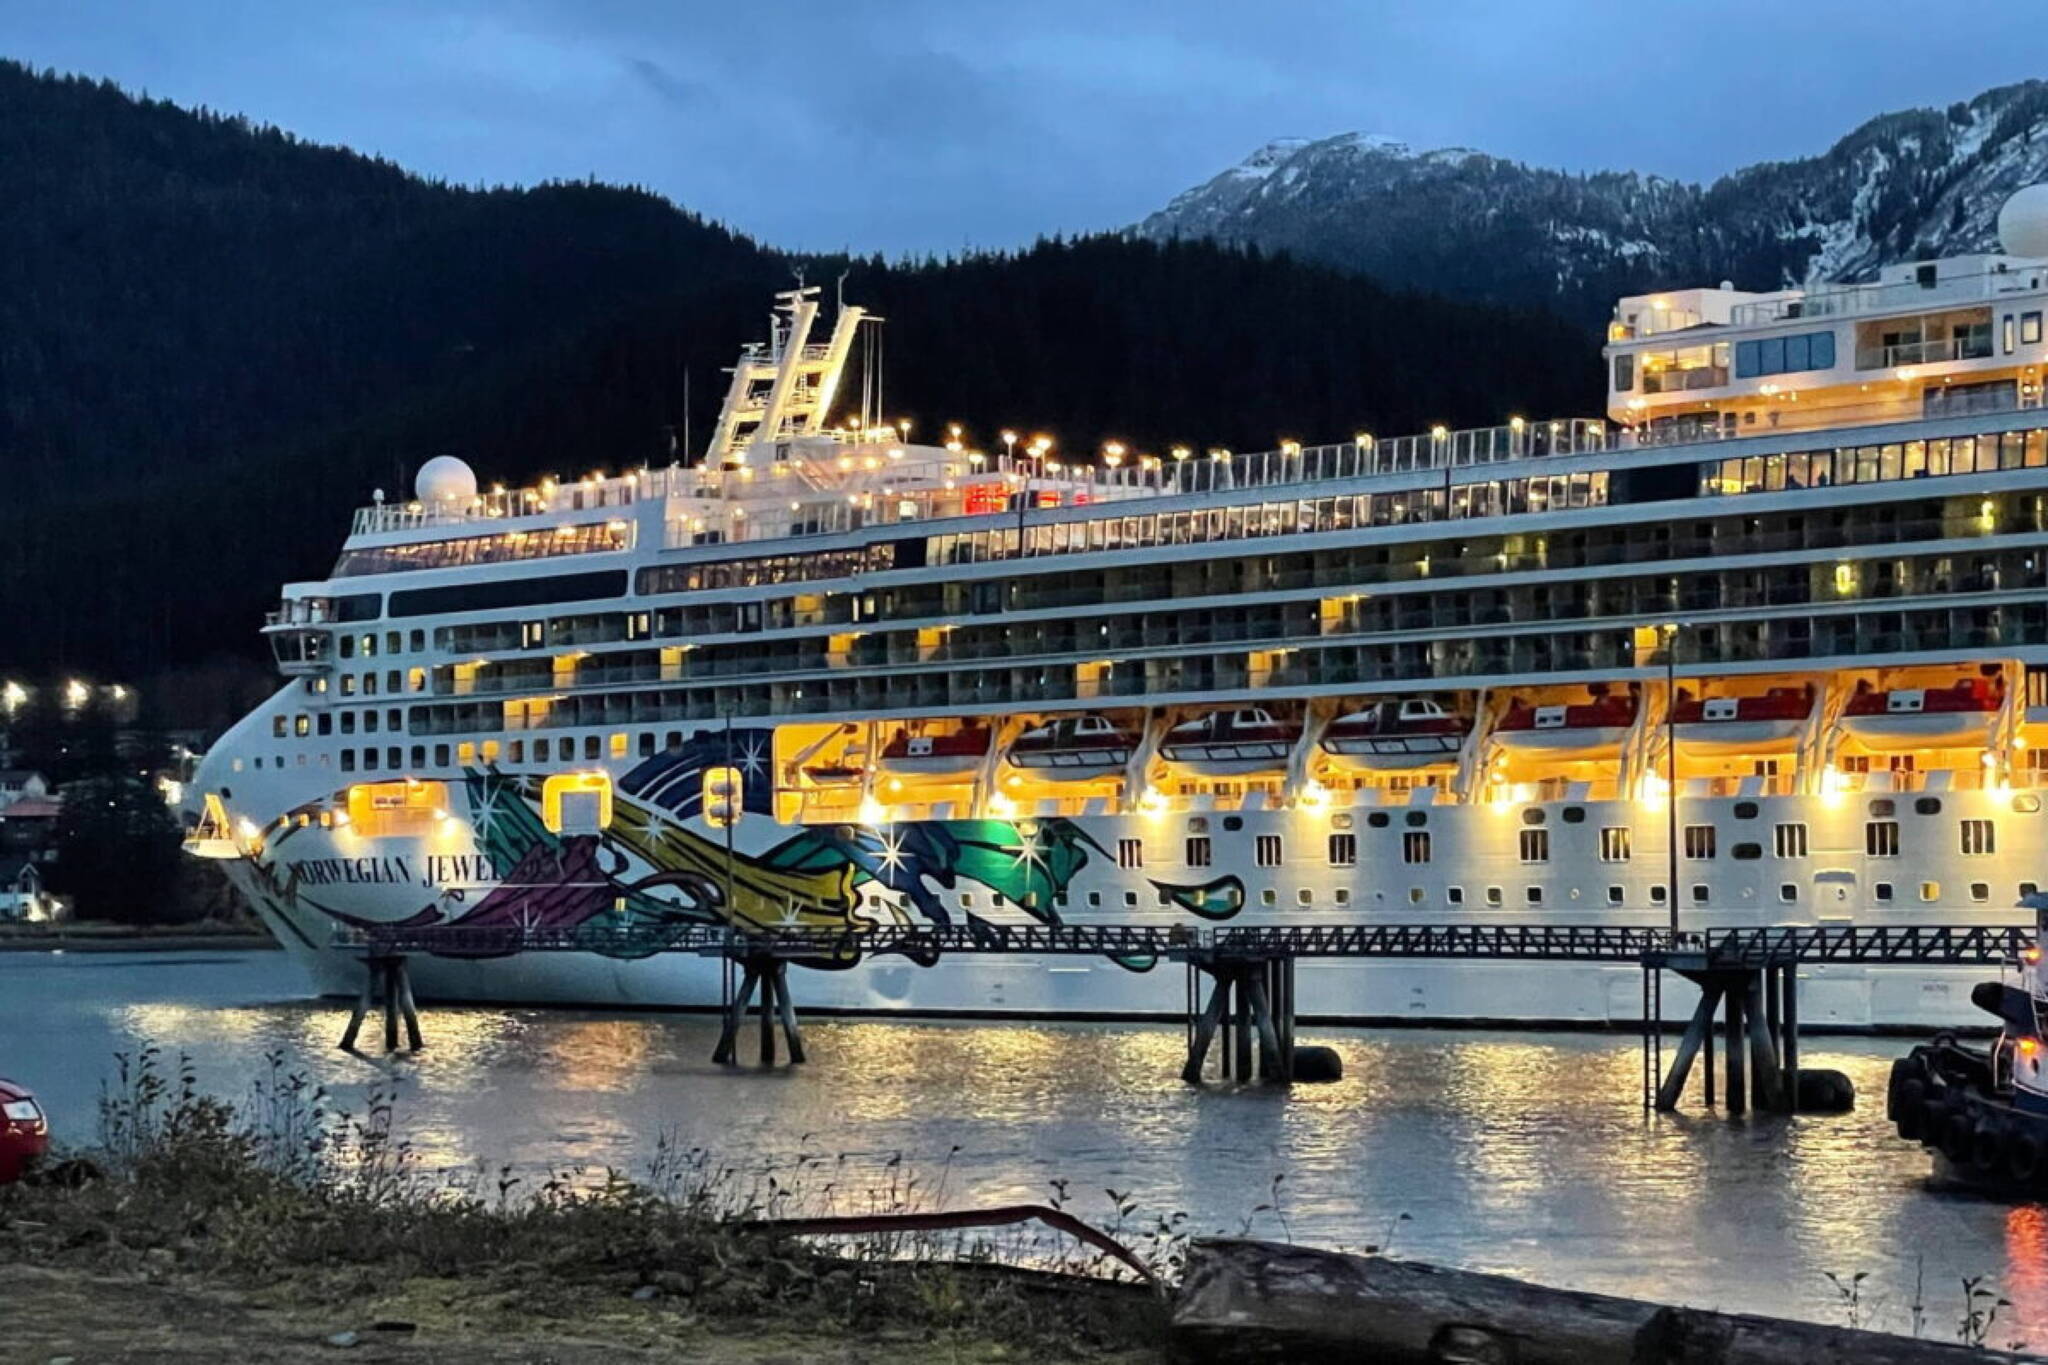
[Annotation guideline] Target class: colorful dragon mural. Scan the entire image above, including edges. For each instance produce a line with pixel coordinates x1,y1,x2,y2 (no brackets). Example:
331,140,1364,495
246,727,1246,964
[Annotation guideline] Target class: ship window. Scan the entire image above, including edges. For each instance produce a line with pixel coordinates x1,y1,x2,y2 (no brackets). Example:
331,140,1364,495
533,739,550,762
609,733,628,759
1561,806,1586,824
2023,882,2040,900
1612,354,1635,392
1961,819,1996,856
1874,882,1893,902
1683,825,1716,859
1525,886,1543,906
960,893,974,909
1223,816,1244,832
1255,835,1283,867
1779,884,1798,904
1087,891,1102,908
1733,801,1759,820
457,742,476,767
434,744,450,767
1920,881,1940,903
1186,817,1210,834
1117,838,1144,869
1404,811,1428,828
2026,312,2045,345
340,750,356,773
292,715,310,738
363,711,379,734
1447,887,1465,905
338,634,356,660
1866,821,1900,857
584,736,600,760
1915,797,1942,816
1328,833,1358,866
271,715,287,739
1485,886,1503,907
1124,891,1138,907
1774,823,1808,858
1261,888,1277,907
1185,836,1212,867
1335,888,1351,906
2017,795,2044,814
1299,889,1315,907
1650,884,1667,904
1599,828,1630,862
1971,882,1990,903
1691,883,1709,904
1731,842,1762,861
1519,829,1549,863
1869,799,1895,817
1367,812,1391,828
1402,832,1431,865
1521,808,1546,826
1331,813,1353,831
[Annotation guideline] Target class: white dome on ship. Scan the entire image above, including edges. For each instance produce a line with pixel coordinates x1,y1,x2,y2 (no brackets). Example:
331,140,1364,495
414,455,478,506
1998,184,2048,259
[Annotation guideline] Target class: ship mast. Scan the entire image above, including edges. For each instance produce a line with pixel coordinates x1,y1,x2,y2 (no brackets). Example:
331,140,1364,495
704,287,867,466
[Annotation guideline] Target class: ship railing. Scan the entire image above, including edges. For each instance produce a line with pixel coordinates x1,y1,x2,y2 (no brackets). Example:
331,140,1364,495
1728,265,2048,327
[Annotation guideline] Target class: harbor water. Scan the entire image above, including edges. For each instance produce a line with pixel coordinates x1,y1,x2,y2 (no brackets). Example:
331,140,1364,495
5,946,2046,1345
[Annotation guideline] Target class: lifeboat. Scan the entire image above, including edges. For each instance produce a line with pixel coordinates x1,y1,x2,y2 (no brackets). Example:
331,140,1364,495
877,724,992,780
1319,699,1469,772
1671,685,1814,756
1840,677,2002,751
1006,714,1135,782
1491,694,1638,758
1159,707,1301,778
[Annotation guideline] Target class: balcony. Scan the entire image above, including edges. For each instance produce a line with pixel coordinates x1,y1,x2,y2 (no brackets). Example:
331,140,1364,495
1855,335,1995,369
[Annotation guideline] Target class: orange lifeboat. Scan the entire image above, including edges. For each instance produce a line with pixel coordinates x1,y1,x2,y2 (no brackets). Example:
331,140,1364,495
1006,715,1135,782
1319,699,1469,772
1492,694,1637,758
1671,685,1814,755
876,724,992,780
1159,707,1301,778
1840,677,2002,751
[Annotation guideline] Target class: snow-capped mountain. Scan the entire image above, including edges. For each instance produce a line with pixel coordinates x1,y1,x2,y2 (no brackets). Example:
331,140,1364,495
1138,81,2048,324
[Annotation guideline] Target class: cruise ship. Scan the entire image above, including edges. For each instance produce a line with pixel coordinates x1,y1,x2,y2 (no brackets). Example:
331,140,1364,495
183,189,2048,1029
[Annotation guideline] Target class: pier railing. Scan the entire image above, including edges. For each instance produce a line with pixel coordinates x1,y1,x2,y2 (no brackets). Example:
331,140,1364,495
331,920,2033,968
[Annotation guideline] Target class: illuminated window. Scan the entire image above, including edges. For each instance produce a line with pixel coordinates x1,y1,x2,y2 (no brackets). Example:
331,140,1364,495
457,742,477,766
345,780,449,838
610,733,628,759
542,771,614,835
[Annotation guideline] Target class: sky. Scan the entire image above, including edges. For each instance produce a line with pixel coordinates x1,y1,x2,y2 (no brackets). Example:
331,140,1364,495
7,1,2048,255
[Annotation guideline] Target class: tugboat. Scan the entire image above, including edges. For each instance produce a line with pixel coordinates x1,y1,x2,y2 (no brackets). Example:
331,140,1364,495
1886,902,2048,1191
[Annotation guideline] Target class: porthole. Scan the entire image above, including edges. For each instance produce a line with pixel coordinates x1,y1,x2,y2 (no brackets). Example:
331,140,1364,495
1971,882,1990,904
1525,886,1543,905
1562,806,1587,824
1187,817,1209,833
1522,808,1546,826
1733,801,1759,820
1334,888,1351,906
1874,882,1894,903
1778,884,1798,903
1405,811,1428,827
1691,884,1709,904
1223,816,1244,832
2025,882,2041,901
1607,885,1625,905
1919,881,1940,903
1485,886,1503,907
1731,842,1762,861
1869,799,1896,818
1408,887,1425,904
1331,813,1354,831
1367,812,1391,828
2016,795,2043,815
1914,797,1943,816
1446,886,1465,905
1649,884,1668,904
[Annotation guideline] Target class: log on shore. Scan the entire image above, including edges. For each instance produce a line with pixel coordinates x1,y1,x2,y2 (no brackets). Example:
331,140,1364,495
1170,1239,2045,1364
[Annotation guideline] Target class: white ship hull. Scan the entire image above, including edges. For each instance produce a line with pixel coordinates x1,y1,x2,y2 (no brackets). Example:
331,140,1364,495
1318,736,1463,773
1839,713,1996,750
210,747,2036,1033
1489,726,1631,758
1673,719,1805,755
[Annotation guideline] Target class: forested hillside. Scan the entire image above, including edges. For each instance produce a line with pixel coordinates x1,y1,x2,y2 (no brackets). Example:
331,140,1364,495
0,61,1598,690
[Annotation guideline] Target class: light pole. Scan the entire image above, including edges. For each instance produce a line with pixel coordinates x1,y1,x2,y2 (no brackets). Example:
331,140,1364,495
1661,622,1683,938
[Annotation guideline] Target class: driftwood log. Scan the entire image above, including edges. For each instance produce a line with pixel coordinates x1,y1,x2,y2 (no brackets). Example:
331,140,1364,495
1170,1239,2046,1364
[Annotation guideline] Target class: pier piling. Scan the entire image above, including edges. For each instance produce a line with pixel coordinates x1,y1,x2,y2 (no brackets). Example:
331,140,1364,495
1184,951,1297,1085
339,953,421,1054
713,949,806,1068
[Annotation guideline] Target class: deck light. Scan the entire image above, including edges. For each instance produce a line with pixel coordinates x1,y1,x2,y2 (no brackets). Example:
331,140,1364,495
1352,432,1372,448
1209,448,1231,462
1171,446,1191,461
858,795,887,825
1,681,26,714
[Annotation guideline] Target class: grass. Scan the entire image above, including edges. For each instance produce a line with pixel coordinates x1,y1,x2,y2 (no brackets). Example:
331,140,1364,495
0,1046,1170,1360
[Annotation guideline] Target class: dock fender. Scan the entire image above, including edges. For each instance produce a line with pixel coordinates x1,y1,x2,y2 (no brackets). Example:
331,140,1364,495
1973,1118,2009,1174
1893,1078,1927,1139
2010,1129,2044,1184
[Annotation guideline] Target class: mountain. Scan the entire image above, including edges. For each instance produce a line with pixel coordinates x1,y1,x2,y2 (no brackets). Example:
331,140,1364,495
1138,80,2048,324
0,61,1597,688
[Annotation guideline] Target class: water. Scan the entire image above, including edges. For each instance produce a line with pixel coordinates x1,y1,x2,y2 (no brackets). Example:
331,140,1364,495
4,947,2045,1344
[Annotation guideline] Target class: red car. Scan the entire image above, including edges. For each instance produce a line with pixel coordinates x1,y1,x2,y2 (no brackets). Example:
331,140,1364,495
0,1079,48,1183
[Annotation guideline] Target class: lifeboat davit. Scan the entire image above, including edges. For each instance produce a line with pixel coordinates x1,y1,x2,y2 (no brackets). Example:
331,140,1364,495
1671,685,1814,756
877,724,992,780
1319,699,1469,772
1492,694,1638,758
1159,707,1301,778
1006,715,1135,782
1840,677,2002,751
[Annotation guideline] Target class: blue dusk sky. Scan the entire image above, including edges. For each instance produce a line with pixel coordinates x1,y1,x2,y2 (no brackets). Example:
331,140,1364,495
6,0,2044,254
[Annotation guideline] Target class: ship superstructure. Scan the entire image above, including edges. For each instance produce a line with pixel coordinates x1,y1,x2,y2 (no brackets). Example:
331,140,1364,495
186,197,2048,1026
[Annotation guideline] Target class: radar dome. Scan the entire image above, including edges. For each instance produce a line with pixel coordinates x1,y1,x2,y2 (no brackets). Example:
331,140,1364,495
414,455,478,506
1999,184,2048,258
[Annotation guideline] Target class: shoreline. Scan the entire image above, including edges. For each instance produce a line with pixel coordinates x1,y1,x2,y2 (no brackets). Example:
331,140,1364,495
0,925,278,953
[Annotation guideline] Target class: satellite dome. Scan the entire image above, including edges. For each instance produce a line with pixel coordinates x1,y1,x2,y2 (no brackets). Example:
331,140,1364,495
414,455,478,506
1999,185,2048,258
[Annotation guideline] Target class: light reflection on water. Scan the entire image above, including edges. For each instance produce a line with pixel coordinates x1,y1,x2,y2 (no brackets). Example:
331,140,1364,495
6,949,2048,1341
